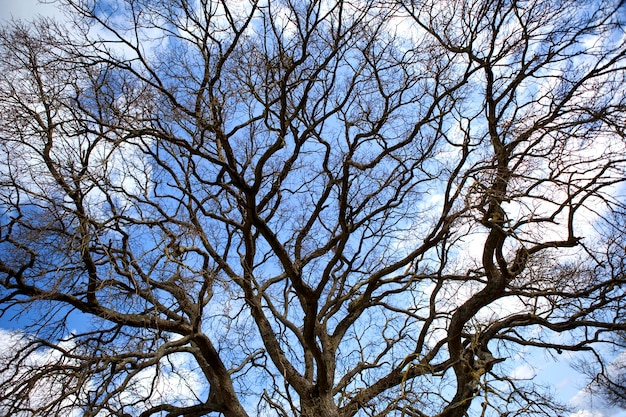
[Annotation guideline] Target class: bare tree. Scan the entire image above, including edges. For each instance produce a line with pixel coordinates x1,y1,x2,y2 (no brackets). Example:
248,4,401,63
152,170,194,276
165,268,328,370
1,0,625,416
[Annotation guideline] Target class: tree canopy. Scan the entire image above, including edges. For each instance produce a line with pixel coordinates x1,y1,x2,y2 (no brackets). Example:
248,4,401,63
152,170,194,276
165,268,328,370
1,0,626,416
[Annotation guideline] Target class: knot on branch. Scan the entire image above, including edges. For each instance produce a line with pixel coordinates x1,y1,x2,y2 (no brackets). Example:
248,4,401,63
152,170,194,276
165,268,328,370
508,246,529,277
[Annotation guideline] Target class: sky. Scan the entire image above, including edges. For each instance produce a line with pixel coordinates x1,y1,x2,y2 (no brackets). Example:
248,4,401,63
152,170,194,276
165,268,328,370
0,1,625,416
0,0,60,21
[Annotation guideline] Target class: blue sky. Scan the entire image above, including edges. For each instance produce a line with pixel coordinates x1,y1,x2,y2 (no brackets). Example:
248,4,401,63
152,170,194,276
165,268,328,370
1,1,626,416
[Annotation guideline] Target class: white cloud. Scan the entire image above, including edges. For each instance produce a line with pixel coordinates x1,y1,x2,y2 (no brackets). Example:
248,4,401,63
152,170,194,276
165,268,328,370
510,363,537,380
567,351,626,417
0,0,61,21
0,329,82,416
570,411,604,417
0,328,205,415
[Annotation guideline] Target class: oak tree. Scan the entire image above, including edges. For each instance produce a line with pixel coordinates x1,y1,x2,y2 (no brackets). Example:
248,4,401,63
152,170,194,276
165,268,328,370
1,0,626,416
